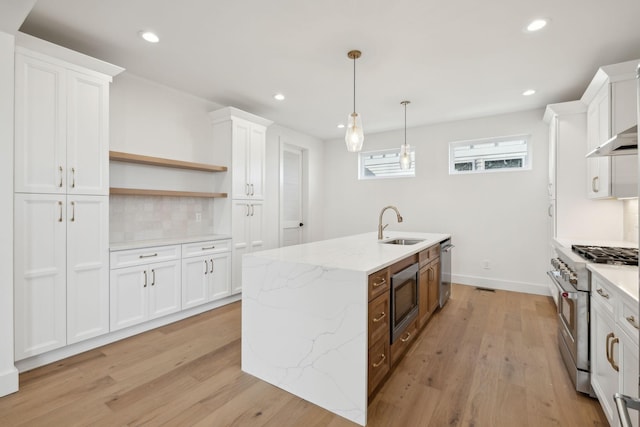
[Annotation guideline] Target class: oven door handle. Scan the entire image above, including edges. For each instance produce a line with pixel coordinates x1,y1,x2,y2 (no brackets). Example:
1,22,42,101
547,271,578,300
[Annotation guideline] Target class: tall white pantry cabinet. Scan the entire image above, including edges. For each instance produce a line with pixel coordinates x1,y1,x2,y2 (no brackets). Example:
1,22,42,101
210,107,272,294
13,38,123,360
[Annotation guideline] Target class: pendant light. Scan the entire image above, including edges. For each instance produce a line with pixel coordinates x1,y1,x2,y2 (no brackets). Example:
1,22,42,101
399,100,412,170
345,50,364,152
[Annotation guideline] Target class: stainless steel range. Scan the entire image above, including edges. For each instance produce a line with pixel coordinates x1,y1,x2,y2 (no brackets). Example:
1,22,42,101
548,244,639,396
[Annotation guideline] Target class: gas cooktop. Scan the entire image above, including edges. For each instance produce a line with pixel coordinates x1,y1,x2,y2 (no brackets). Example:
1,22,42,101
571,245,639,266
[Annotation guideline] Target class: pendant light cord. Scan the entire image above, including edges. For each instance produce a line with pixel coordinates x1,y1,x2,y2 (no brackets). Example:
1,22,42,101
404,102,407,146
353,56,356,114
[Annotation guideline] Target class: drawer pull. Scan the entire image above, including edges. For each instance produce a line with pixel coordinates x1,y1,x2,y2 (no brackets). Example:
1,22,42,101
373,312,386,323
596,288,609,299
202,245,216,250
372,354,386,368
139,253,158,259
373,278,386,288
400,331,412,343
626,315,640,330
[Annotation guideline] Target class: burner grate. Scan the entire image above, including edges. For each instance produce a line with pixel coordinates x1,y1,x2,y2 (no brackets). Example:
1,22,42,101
571,245,638,266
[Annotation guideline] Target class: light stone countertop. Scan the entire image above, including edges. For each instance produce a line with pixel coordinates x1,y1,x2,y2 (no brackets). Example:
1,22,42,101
248,231,450,274
554,237,638,249
587,263,639,302
110,234,231,251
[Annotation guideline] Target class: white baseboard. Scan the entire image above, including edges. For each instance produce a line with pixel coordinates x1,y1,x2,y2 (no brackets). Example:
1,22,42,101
15,294,241,373
0,366,19,397
452,274,551,296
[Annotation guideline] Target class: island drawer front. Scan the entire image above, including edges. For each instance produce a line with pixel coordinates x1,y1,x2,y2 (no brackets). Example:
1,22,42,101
110,245,181,269
591,275,616,316
368,268,390,301
419,243,440,268
619,297,639,346
390,319,418,366
368,293,390,347
182,239,231,258
368,338,390,396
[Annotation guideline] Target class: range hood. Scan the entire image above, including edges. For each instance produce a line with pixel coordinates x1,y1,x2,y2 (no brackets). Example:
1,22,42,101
586,125,637,157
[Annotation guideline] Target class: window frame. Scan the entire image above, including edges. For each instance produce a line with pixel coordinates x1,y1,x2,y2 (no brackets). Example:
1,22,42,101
448,134,532,175
358,147,416,180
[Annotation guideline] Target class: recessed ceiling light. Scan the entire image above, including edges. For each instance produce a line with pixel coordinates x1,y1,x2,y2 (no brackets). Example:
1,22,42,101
526,18,548,32
139,31,159,43
273,93,285,101
522,89,536,96
337,124,345,129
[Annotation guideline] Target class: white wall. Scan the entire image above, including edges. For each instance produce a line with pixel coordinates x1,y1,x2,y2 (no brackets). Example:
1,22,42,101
0,30,19,397
323,109,550,294
264,124,325,249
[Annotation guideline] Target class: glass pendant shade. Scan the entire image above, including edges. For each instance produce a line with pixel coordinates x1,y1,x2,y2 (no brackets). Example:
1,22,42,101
399,143,411,170
345,112,364,152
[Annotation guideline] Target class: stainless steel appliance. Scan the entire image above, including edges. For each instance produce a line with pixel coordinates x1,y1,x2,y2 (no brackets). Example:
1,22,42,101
439,240,454,307
390,262,419,343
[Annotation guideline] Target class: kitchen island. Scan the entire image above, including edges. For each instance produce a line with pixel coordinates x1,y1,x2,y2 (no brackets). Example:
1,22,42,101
241,231,450,426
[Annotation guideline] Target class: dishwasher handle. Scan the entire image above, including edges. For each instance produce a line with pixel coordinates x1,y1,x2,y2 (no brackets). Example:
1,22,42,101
441,244,455,253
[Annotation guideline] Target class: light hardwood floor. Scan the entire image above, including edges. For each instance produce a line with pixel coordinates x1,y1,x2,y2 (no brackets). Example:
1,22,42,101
0,284,608,426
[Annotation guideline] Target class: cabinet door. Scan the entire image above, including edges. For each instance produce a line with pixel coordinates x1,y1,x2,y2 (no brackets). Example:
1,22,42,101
418,266,429,328
66,196,109,344
14,194,67,360
248,125,266,199
14,53,67,194
427,259,440,314
209,252,231,301
110,266,147,331
232,202,250,294
66,71,109,195
249,202,264,252
590,297,619,426
618,328,639,427
231,119,251,199
182,255,209,309
148,261,181,319
586,87,612,199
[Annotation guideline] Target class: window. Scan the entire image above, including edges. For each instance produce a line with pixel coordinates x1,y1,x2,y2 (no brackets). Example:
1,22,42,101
449,135,531,174
358,147,415,179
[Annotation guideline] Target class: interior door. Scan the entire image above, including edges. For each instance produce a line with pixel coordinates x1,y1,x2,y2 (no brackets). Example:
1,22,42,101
281,145,303,247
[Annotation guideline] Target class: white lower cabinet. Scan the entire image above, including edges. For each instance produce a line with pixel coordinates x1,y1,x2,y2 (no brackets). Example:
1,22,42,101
182,240,231,309
232,201,263,294
14,194,109,359
110,246,181,331
591,295,619,425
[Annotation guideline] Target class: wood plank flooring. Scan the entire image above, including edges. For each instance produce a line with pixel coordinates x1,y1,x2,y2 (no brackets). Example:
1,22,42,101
0,284,608,426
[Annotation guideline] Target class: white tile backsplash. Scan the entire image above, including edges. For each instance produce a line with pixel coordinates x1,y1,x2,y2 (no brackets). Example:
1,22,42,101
623,199,639,244
110,195,214,243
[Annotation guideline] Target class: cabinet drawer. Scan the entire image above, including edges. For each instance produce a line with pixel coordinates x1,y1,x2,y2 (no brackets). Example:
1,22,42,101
619,297,640,346
419,243,440,268
182,239,231,258
110,245,180,269
368,292,390,347
591,275,616,315
368,337,390,397
368,268,389,301
390,319,418,366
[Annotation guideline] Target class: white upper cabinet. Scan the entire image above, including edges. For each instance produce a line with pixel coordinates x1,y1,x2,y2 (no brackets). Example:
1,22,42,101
582,59,638,199
15,48,113,196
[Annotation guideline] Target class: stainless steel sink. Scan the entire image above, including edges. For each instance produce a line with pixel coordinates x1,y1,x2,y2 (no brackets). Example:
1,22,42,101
381,238,424,245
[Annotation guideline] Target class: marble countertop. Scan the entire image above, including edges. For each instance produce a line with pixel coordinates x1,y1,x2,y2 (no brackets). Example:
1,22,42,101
587,264,639,302
110,234,231,251
248,231,450,274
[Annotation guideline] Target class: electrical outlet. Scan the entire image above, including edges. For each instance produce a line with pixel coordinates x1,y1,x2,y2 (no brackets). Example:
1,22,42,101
195,213,202,222
482,260,490,269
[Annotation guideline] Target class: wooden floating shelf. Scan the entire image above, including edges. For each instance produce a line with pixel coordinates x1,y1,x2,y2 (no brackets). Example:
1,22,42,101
109,151,227,172
110,188,227,198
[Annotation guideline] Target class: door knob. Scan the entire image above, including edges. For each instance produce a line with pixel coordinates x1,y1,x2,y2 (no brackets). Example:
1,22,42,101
299,222,304,227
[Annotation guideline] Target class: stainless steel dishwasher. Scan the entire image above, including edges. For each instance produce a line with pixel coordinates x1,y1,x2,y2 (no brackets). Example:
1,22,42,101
439,239,454,307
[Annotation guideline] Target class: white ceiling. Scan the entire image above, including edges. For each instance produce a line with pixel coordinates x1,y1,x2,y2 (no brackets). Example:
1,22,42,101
15,0,640,140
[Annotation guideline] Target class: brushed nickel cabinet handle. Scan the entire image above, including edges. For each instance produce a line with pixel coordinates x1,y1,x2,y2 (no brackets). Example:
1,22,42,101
70,201,75,222
401,331,412,343
610,337,619,372
201,245,216,250
250,183,254,196
626,315,640,330
372,354,386,368
548,204,553,217
373,312,386,323
204,260,208,275
210,259,214,274
592,176,599,193
245,204,250,217
58,201,63,222
245,183,250,196
596,288,609,299
139,253,158,259
250,204,255,216
151,269,156,286
71,167,75,188
58,166,63,188
373,278,386,288
143,270,147,288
